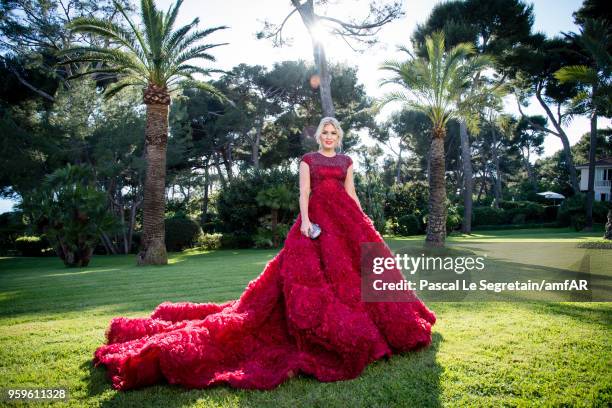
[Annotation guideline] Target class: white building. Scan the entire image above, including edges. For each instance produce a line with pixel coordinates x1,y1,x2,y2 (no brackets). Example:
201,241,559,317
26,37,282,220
576,157,612,202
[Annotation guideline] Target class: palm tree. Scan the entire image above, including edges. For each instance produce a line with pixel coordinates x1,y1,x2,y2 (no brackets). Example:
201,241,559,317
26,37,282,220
554,18,611,230
378,31,491,246
58,0,230,265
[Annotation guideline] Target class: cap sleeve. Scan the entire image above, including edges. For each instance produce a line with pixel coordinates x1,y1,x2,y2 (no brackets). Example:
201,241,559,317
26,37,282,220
300,153,312,166
346,154,353,167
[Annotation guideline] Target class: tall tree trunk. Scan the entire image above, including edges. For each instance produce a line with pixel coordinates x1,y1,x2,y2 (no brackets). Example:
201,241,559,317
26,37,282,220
127,199,141,254
534,87,579,193
201,158,210,227
314,41,334,117
214,153,227,189
396,144,403,184
459,120,473,233
585,87,598,230
138,95,170,265
293,0,334,117
222,145,234,182
522,150,537,188
252,120,263,169
427,127,447,247
477,165,488,203
490,126,502,208
101,232,118,255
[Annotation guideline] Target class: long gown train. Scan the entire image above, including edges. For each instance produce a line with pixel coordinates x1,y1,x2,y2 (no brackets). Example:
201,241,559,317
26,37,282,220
93,151,437,390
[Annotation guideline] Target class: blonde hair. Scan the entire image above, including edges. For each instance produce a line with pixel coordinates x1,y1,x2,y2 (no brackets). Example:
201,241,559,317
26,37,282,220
314,117,344,151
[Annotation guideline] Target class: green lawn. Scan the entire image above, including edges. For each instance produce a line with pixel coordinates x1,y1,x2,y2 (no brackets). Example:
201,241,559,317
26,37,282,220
0,228,610,407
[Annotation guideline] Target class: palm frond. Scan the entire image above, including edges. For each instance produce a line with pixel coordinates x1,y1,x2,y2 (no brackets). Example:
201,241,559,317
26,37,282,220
162,0,184,41
102,77,147,100
577,19,612,74
169,43,228,68
176,80,235,107
554,65,598,84
60,0,229,104
66,67,122,80
113,0,150,62
378,30,492,130
173,26,229,54
375,91,413,110
140,0,164,58
67,16,149,66
171,64,227,77
163,18,199,54
58,46,149,78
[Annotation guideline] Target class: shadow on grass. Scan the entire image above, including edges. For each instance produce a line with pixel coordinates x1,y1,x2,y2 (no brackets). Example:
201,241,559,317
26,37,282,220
525,302,612,327
0,249,278,320
81,333,444,408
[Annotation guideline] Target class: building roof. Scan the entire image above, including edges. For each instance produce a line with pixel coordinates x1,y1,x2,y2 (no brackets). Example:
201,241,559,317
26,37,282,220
575,156,612,168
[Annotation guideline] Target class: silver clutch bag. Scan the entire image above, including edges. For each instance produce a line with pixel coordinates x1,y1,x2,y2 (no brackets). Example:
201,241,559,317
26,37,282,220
309,223,321,239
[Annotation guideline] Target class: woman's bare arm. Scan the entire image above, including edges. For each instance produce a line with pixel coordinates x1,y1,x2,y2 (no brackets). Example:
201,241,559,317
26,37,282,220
299,161,312,236
344,164,363,211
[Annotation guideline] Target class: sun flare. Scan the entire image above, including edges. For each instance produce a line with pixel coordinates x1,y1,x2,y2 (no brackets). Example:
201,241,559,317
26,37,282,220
310,21,332,44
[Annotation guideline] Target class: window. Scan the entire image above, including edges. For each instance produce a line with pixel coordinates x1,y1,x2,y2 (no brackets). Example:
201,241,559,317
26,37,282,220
605,168,612,181
601,193,607,201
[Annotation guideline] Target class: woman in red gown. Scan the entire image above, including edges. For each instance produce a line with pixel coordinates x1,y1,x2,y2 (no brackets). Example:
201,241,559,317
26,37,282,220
93,117,437,391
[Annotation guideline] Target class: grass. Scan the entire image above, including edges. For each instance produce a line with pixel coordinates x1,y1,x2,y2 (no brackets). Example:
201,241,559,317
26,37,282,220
0,228,610,407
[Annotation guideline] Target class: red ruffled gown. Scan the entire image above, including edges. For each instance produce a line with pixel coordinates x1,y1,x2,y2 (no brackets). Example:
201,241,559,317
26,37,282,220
93,151,437,391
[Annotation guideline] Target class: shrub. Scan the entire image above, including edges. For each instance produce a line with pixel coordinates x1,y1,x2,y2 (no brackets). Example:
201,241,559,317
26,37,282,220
256,186,296,247
472,207,506,226
543,205,558,222
394,214,421,236
195,232,222,250
18,164,119,267
557,193,610,227
385,181,429,221
15,235,53,257
217,168,298,240
499,200,546,223
254,222,290,248
220,232,253,249
0,211,26,255
354,172,387,234
511,213,526,224
446,202,463,233
472,222,559,231
165,216,202,251
593,200,611,223
557,194,585,227
200,212,222,233
571,214,586,231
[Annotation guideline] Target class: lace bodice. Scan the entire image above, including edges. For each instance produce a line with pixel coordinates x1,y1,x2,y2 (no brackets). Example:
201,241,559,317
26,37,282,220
300,151,353,192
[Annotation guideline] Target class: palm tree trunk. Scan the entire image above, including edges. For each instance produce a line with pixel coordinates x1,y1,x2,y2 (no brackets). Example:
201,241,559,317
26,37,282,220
427,127,447,246
459,120,473,233
138,103,169,265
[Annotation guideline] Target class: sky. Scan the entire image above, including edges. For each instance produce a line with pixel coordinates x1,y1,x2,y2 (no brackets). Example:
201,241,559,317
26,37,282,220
1,0,609,213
